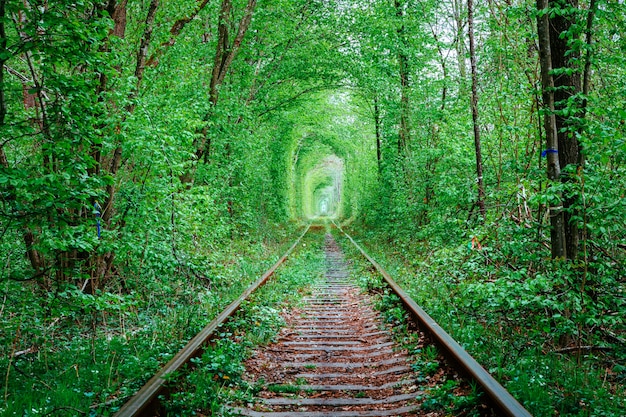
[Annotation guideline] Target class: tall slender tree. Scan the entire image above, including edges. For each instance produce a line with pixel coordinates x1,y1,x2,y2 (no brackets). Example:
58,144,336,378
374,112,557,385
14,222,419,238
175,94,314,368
0,0,8,169
395,0,411,155
374,96,382,174
536,0,567,258
452,0,467,80
536,0,597,260
467,0,486,219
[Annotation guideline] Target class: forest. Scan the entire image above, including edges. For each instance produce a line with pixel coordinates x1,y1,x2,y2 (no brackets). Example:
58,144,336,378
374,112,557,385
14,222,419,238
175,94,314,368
0,0,624,415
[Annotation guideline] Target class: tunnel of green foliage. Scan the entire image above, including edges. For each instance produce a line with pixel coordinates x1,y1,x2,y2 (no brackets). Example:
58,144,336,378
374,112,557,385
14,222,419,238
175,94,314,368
284,91,376,222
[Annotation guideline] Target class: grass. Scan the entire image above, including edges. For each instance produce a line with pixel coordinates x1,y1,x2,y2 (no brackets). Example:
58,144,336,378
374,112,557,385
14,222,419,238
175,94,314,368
0,225,308,416
335,226,626,417
267,383,302,394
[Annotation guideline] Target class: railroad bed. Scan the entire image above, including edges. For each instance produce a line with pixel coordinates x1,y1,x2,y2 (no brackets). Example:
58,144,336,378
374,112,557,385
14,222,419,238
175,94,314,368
114,226,532,417
233,235,423,416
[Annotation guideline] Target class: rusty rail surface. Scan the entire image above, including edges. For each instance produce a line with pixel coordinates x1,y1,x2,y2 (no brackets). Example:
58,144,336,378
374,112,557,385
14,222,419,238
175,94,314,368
335,223,533,417
113,224,311,417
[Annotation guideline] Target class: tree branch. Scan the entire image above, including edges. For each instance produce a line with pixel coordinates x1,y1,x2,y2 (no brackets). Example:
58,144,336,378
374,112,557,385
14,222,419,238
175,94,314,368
552,345,612,354
146,0,212,67
257,83,345,118
581,0,597,113
127,0,159,113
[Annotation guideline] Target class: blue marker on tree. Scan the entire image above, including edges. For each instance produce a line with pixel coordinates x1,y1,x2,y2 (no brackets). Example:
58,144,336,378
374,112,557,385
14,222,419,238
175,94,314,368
541,148,558,158
94,202,102,239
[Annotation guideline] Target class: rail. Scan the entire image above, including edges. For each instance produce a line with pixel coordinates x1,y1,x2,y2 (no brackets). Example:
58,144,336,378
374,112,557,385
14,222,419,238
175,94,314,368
334,223,533,417
113,224,311,417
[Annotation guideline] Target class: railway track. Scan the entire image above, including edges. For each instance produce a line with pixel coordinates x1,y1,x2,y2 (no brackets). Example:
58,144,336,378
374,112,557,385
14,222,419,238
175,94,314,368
233,235,421,416
114,226,532,417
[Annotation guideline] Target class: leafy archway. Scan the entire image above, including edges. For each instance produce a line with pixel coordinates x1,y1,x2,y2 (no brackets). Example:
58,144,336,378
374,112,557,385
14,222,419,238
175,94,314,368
283,91,376,222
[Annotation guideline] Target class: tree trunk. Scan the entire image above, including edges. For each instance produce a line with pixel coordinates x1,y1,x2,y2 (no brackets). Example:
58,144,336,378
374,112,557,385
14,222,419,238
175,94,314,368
429,24,448,111
581,0,597,113
93,0,157,286
107,0,128,38
191,0,258,167
467,0,486,219
99,0,131,228
146,0,212,67
536,0,567,259
0,0,7,168
549,0,583,260
395,0,410,155
2,1,49,275
374,96,382,174
130,0,158,109
452,0,467,80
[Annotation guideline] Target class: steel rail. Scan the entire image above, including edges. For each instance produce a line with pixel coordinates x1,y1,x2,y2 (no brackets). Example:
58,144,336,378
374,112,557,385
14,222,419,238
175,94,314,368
113,224,311,417
335,223,533,417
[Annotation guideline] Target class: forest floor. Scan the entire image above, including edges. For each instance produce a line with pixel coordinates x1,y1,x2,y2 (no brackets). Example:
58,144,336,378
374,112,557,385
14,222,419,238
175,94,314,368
339,224,625,417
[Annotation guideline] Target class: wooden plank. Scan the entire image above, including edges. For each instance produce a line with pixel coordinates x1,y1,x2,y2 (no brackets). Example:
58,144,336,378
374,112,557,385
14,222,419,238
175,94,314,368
296,379,418,391
280,341,394,352
229,405,419,416
295,365,412,379
285,356,407,368
261,392,418,406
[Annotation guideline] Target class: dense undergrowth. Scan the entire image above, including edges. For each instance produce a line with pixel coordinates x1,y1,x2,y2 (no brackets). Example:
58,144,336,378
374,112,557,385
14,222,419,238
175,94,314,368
161,230,326,416
337,222,625,417
0,223,306,416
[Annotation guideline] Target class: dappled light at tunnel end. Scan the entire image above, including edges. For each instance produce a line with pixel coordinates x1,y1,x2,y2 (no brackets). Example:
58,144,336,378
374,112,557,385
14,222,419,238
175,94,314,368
303,155,344,220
